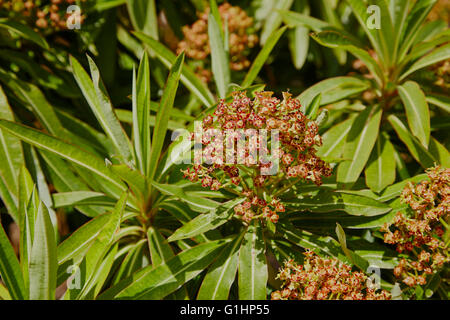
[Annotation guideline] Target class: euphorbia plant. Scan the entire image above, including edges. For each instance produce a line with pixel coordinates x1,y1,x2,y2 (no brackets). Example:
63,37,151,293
282,0,450,192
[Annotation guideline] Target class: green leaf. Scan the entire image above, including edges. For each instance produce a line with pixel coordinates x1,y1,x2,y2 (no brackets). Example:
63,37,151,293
337,106,382,185
0,19,48,49
376,173,428,202
0,223,26,300
168,198,243,242
278,221,369,270
197,232,245,299
397,81,430,147
148,52,184,182
400,43,450,80
57,213,112,264
290,210,397,230
133,52,151,176
365,133,396,193
208,13,230,98
17,166,34,291
0,86,22,220
398,0,437,61
0,120,126,194
29,202,57,300
70,55,133,163
134,32,215,107
285,190,391,216
429,137,450,168
147,227,174,267
111,164,149,205
426,94,450,113
345,0,385,63
241,26,287,88
151,180,219,212
288,24,309,70
387,115,436,168
238,221,267,300
126,0,158,39
311,30,384,85
110,240,226,299
317,117,354,160
298,77,369,111
260,0,293,45
335,223,353,263
52,191,117,209
280,9,330,31
75,192,127,299
0,78,64,136
305,93,321,120
390,0,411,57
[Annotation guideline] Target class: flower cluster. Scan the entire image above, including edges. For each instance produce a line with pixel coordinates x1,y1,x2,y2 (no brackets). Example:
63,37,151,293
182,91,332,223
177,2,258,71
0,0,86,32
381,165,449,287
271,250,391,300
427,0,449,23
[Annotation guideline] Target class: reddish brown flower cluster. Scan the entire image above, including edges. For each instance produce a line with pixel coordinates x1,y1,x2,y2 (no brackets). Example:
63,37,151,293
182,91,331,223
427,0,449,23
0,0,86,32
271,250,391,300
381,165,449,287
177,2,258,71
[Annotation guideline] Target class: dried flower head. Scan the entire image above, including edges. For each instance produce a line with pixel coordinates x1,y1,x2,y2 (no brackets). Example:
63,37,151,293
177,2,258,71
182,91,332,224
381,165,449,288
271,250,391,300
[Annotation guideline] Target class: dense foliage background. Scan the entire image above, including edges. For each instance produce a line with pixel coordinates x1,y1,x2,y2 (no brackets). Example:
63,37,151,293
0,0,448,300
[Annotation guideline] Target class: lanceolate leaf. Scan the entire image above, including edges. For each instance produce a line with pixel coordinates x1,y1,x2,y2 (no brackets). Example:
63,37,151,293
400,43,450,80
197,232,245,300
57,213,112,264
168,198,244,242
398,0,437,61
0,19,48,49
285,191,391,216
0,223,26,300
71,56,133,162
311,30,384,85
126,0,158,39
148,53,184,182
260,0,293,45
133,52,152,176
317,117,354,160
238,221,267,300
134,32,215,107
29,202,57,300
0,120,126,194
365,133,396,193
388,115,436,168
147,227,174,267
0,86,22,220
208,13,230,98
151,181,219,212
397,81,430,148
279,9,330,31
110,240,227,299
337,106,382,185
429,137,450,168
298,77,369,110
